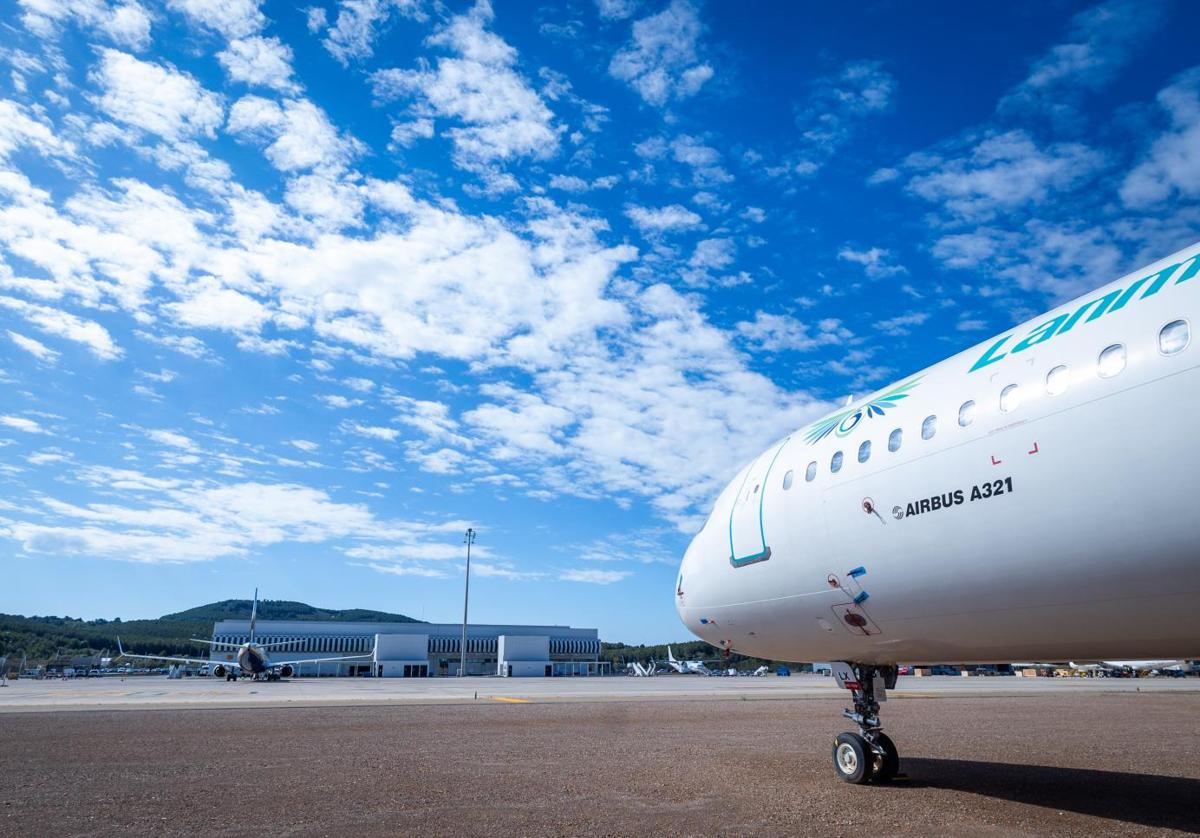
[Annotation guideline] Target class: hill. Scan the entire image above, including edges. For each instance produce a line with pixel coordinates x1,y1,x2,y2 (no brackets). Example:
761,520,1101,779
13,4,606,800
162,599,422,624
1,599,422,663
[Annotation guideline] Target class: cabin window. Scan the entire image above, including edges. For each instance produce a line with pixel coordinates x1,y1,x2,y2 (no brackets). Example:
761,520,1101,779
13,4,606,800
1000,383,1021,413
888,428,902,452
921,415,937,440
858,440,871,463
830,451,843,473
1098,343,1126,378
958,400,976,427
782,469,794,490
1046,365,1069,396
805,461,817,482
1159,319,1189,355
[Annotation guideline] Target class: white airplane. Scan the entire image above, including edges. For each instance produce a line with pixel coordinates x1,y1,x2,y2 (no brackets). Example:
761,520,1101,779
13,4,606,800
676,240,1200,784
118,589,372,682
665,646,722,674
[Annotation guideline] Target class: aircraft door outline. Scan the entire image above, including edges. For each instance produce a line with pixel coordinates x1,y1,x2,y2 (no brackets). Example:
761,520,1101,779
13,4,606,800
728,437,790,567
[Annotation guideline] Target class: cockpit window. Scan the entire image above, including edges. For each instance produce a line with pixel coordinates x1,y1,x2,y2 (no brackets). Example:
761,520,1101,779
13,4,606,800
805,461,816,482
782,469,794,490
830,451,843,473
857,440,870,463
888,428,902,452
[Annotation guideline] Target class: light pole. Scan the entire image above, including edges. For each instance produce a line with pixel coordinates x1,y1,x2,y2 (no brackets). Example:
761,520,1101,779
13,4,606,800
459,527,476,677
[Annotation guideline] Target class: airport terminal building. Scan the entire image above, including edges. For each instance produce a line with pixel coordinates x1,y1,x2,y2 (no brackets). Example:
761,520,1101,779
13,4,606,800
210,619,604,677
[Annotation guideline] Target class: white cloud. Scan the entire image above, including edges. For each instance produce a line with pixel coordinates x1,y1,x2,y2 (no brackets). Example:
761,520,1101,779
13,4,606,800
1121,69,1200,208
903,131,1107,221
0,298,123,360
559,568,630,584
290,439,319,452
344,377,375,392
670,134,731,185
319,394,361,409
217,37,299,93
548,174,619,192
790,60,896,172
18,0,152,51
595,0,638,20
735,312,851,353
91,49,224,141
370,4,561,179
167,0,265,39
624,203,703,234
609,0,713,107
321,0,423,65
0,100,79,164
0,415,45,434
344,422,399,441
874,312,930,337
998,0,1163,123
227,96,360,172
689,238,734,270
165,278,271,331
3,471,461,565
837,246,907,278
147,429,197,450
7,330,59,363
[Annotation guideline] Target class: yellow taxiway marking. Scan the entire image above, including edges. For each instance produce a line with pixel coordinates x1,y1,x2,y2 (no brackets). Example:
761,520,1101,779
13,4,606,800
491,697,531,703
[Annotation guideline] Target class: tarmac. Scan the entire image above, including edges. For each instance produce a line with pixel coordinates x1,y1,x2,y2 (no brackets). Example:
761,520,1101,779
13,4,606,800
1,675,1197,836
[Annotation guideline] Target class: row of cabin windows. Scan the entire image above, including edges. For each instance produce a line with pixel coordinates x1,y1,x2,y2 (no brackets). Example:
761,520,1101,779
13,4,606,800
781,319,1191,487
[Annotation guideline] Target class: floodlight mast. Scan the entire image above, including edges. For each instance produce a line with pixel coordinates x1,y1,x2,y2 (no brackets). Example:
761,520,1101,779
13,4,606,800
459,528,476,677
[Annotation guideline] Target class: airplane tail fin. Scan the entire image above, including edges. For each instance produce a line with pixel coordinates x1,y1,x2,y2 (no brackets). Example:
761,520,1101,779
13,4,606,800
249,588,258,644
667,645,676,663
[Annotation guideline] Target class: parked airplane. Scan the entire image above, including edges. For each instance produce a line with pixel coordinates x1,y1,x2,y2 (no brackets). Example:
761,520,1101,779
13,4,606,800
676,241,1200,784
665,646,721,674
117,589,372,681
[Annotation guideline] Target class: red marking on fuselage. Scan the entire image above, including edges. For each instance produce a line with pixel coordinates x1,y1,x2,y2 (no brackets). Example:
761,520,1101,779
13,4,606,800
1028,442,1039,454
990,455,1002,465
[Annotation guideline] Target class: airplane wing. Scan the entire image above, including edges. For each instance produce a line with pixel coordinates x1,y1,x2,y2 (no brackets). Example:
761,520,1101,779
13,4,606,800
189,638,296,650
116,638,233,669
270,653,374,668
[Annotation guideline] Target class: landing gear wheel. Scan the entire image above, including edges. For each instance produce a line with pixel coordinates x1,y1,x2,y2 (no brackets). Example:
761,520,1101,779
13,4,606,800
832,732,874,784
870,733,900,783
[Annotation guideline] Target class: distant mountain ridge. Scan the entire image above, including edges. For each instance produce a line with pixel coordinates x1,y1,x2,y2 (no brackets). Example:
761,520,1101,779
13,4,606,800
163,599,423,624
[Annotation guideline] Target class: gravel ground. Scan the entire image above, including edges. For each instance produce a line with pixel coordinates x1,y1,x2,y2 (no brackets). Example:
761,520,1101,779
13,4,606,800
1,693,1197,837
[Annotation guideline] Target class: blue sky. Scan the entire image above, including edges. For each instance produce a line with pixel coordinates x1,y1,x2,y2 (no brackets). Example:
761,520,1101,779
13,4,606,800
1,0,1198,643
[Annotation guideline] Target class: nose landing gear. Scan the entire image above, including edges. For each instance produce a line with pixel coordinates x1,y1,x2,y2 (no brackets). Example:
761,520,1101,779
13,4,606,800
830,662,900,784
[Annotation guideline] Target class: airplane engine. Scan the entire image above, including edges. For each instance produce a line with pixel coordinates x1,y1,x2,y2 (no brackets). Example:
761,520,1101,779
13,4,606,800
278,664,294,678
211,664,228,678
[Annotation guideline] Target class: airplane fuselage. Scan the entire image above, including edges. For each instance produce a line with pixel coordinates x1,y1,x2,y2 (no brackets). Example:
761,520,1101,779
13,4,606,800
677,242,1200,666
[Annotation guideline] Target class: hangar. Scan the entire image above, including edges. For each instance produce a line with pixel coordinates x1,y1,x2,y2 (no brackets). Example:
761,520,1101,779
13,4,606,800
209,619,603,677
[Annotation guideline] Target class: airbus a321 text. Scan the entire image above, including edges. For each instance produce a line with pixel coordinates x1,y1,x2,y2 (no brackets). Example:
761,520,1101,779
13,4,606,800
676,241,1200,784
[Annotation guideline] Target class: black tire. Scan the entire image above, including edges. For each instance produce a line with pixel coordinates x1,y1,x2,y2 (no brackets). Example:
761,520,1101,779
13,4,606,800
832,732,874,784
870,733,900,783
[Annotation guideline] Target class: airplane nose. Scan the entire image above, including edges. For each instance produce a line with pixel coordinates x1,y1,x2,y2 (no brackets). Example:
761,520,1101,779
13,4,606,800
674,529,707,632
